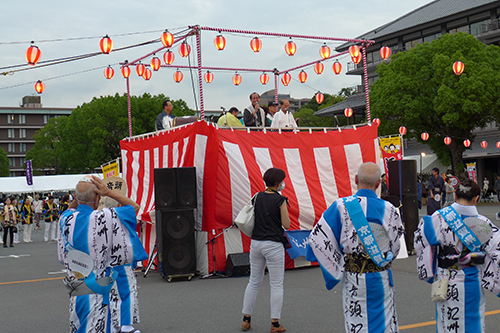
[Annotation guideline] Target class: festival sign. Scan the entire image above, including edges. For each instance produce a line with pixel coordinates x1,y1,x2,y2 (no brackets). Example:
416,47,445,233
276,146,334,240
379,136,403,179
467,162,477,183
25,160,33,186
102,161,119,179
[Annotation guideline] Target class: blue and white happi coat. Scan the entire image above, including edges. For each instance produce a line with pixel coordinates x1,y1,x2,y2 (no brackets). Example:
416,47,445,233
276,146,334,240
58,204,147,333
414,202,500,333
306,189,404,333
109,265,140,330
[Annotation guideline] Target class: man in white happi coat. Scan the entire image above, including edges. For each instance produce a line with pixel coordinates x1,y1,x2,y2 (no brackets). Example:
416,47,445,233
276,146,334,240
58,175,147,333
243,92,266,127
306,162,404,333
271,100,297,128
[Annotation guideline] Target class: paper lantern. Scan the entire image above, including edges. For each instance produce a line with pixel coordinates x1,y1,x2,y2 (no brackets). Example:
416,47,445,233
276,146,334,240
179,42,191,57
399,126,407,135
481,140,488,149
349,45,360,58
161,30,174,48
214,34,226,51
421,132,429,141
497,142,500,149
313,62,324,75
150,57,161,71
100,35,113,54
34,80,44,94
315,92,324,104
281,72,291,86
104,66,114,79
453,61,464,75
298,70,307,83
285,39,296,56
352,53,362,64
344,108,353,118
173,70,183,83
163,50,174,65
260,72,269,85
25,44,41,65
332,61,342,75
444,137,452,145
372,118,380,126
136,62,145,76
204,71,214,83
121,66,131,78
250,37,262,52
380,46,391,60
232,73,242,86
463,139,471,148
319,43,330,59
142,68,152,80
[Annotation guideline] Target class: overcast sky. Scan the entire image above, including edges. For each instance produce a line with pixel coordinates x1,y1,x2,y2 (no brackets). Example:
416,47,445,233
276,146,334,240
0,0,431,112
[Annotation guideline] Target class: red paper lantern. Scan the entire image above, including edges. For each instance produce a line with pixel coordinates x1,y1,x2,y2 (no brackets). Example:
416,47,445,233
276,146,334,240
497,141,500,149
121,66,130,78
332,61,342,75
281,72,291,86
25,44,41,65
260,72,269,85
136,62,145,76
232,73,242,86
344,107,353,118
179,42,191,58
351,53,362,64
421,132,429,141
298,70,307,83
100,35,113,54
214,34,226,51
314,62,324,75
163,50,174,65
150,57,161,71
380,46,391,60
463,139,471,147
453,61,464,75
204,71,214,83
161,30,174,48
316,92,324,104
399,126,407,135
481,140,488,149
444,137,452,145
250,37,262,52
104,66,114,79
349,45,360,58
285,39,296,56
34,80,44,94
142,68,152,80
173,70,183,83
319,43,330,59
372,118,380,126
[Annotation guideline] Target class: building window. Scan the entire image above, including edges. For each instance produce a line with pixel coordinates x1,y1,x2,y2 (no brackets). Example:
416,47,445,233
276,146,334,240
423,33,441,43
19,114,26,124
19,157,25,166
7,114,14,124
44,115,50,124
8,143,15,152
9,157,15,167
449,25,469,34
470,20,490,35
8,128,15,138
19,128,26,138
20,143,27,153
405,39,422,51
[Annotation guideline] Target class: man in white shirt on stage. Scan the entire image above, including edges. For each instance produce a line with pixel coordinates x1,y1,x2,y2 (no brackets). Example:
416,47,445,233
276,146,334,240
271,100,297,128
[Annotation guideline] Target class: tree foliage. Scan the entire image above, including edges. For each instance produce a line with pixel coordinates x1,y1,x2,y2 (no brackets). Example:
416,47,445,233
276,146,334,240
295,92,347,127
370,32,500,174
27,93,194,174
0,147,9,177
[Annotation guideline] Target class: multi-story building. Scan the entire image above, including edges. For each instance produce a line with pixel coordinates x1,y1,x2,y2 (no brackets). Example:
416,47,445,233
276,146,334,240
0,96,73,177
259,90,310,113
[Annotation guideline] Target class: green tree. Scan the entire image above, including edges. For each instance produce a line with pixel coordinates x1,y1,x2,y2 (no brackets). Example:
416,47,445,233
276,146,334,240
26,117,66,174
0,147,9,176
295,92,347,127
370,32,500,175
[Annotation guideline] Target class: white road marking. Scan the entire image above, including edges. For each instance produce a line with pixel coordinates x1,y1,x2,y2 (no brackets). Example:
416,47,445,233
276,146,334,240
0,254,30,259
48,269,67,275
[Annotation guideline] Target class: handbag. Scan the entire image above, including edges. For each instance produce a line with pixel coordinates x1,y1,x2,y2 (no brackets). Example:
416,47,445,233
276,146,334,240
431,271,449,302
234,193,258,237
283,230,292,249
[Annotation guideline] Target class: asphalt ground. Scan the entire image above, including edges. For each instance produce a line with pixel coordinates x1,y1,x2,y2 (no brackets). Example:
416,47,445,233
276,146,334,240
2,203,500,333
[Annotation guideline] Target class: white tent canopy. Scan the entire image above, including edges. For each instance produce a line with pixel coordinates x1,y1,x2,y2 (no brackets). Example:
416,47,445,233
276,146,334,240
1,174,102,194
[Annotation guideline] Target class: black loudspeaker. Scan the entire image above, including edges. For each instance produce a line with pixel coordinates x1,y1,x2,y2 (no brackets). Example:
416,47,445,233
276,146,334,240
383,194,419,251
388,160,417,195
154,167,197,209
225,253,250,277
156,209,197,277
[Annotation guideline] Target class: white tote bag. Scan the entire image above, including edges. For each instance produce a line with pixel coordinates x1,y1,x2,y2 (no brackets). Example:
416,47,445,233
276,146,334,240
234,193,258,237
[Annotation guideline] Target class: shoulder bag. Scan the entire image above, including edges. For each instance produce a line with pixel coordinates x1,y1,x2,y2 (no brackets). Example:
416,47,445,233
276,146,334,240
234,193,258,237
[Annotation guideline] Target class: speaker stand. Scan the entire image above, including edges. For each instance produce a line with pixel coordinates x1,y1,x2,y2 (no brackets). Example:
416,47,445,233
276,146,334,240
143,242,157,278
201,225,236,279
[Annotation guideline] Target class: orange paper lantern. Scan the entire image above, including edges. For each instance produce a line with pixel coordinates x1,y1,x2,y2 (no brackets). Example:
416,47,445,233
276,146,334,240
34,80,45,94
250,37,262,52
260,72,269,85
142,68,152,80
281,72,291,86
421,132,429,141
25,44,41,65
173,70,183,83
351,53,362,64
481,140,488,149
150,57,161,71
349,45,360,58
100,35,113,54
380,46,391,60
453,61,464,75
444,137,452,145
232,73,242,86
179,42,191,57
319,43,330,59
204,71,214,83
298,70,307,83
285,39,296,56
161,30,174,48
344,108,353,118
399,126,407,135
104,66,114,79
214,34,226,51
372,118,381,126
314,62,324,75
315,92,324,104
121,66,130,78
332,61,342,75
163,50,174,65
463,139,471,147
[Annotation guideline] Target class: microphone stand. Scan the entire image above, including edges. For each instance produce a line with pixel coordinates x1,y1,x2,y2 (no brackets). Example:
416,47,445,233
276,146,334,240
201,224,237,279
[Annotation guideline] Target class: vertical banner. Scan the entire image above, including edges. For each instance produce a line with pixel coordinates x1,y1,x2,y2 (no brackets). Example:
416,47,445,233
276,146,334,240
379,136,403,185
467,162,477,183
103,161,119,179
25,160,33,186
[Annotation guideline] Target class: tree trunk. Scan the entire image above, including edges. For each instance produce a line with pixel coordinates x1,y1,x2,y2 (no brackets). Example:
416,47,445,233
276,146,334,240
449,142,465,178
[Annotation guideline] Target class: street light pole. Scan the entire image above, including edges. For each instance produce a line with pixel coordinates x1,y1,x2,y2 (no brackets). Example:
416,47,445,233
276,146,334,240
420,152,426,174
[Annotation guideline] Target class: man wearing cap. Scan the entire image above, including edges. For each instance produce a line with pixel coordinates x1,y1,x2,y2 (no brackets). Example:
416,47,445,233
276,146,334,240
243,92,267,127
217,107,244,128
58,175,147,333
266,101,279,126
271,100,297,128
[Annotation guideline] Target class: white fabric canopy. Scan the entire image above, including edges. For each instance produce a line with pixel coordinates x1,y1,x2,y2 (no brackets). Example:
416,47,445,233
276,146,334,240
0,174,103,194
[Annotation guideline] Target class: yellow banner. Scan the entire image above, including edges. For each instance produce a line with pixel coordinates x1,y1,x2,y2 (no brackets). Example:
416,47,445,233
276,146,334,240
379,136,402,156
102,162,119,179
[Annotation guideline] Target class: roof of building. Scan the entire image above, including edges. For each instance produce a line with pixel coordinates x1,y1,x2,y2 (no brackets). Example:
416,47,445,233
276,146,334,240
315,94,366,116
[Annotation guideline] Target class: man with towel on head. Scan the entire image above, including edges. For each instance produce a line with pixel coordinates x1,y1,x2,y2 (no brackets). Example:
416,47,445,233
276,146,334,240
58,175,147,333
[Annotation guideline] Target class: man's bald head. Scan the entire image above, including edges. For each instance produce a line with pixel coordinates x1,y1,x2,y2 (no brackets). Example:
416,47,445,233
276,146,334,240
356,162,382,191
75,181,98,204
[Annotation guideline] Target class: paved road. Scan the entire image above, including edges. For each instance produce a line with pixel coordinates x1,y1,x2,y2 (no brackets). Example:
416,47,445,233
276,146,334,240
2,203,500,332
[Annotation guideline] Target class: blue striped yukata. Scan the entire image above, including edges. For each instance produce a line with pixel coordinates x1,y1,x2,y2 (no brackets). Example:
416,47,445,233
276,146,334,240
306,189,404,333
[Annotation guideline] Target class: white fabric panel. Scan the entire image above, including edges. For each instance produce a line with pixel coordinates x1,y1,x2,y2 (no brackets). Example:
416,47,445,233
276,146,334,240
162,145,168,168
121,150,128,183
314,147,338,208
147,148,160,214
179,137,189,167
224,227,244,255
130,151,140,203
344,143,363,195
223,141,252,221
284,148,315,230
138,150,150,217
172,141,179,167
253,147,273,177
196,231,209,275
194,134,208,231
